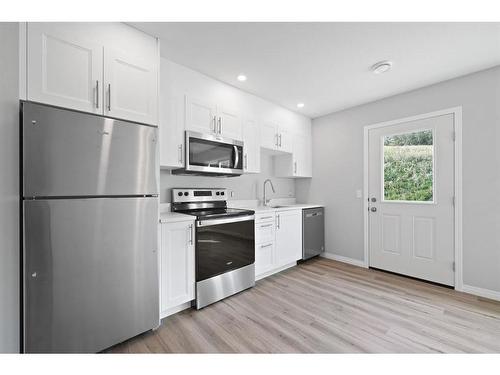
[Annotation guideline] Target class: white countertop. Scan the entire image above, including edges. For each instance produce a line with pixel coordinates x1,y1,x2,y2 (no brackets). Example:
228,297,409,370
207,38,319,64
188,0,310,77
228,199,323,213
159,211,195,224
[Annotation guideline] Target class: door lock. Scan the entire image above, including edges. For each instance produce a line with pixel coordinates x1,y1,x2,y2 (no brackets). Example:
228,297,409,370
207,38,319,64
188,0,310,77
370,207,377,212
371,197,377,202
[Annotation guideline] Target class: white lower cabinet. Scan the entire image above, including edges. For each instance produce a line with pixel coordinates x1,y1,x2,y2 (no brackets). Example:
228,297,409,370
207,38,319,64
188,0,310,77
160,220,195,318
255,209,302,279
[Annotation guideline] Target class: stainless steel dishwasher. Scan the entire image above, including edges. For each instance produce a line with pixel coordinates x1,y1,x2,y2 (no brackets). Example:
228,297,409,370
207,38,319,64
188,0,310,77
302,207,325,260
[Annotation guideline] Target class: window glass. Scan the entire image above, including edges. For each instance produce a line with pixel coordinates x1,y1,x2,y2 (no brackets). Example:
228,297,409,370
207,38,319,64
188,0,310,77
383,129,434,202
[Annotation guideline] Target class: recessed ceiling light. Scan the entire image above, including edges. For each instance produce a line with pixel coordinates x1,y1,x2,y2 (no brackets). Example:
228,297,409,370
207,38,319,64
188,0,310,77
297,103,305,108
237,74,247,82
371,60,393,74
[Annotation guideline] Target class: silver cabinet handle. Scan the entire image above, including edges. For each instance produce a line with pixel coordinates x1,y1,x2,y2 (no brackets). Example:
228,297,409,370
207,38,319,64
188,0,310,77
107,84,111,111
275,133,279,147
213,115,217,133
276,214,280,229
244,154,248,170
294,161,297,174
260,244,272,248
260,216,273,220
188,223,194,245
279,134,282,147
260,223,273,228
218,116,222,134
178,144,183,164
95,80,99,109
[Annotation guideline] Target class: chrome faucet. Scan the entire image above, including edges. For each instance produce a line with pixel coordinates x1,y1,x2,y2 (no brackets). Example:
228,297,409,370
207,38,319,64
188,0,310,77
263,179,276,206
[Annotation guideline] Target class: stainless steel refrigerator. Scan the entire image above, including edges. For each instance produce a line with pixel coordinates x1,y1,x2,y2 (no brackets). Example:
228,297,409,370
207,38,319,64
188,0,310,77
21,102,159,353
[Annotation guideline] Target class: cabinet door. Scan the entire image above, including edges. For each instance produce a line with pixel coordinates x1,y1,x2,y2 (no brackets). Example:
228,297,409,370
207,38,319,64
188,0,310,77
275,210,302,267
185,95,217,135
261,121,278,150
218,106,242,140
255,242,276,277
27,23,103,114
242,118,261,173
277,127,293,153
104,46,158,125
160,221,195,315
159,95,185,168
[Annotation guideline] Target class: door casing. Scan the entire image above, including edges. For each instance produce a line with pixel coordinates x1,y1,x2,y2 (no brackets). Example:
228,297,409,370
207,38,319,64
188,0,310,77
363,107,463,291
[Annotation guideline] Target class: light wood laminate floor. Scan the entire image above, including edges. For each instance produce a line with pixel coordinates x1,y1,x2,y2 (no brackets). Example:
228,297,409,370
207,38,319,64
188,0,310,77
106,258,500,353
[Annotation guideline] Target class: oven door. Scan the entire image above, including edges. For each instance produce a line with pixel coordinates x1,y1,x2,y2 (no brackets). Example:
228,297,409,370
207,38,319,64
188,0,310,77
196,215,255,282
185,131,243,175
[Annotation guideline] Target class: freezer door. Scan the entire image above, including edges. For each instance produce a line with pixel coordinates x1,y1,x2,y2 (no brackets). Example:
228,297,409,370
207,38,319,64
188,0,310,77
23,102,158,197
24,197,159,353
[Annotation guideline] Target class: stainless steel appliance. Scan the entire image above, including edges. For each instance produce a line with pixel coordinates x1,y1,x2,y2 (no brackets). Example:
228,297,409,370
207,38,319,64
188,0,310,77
171,188,255,309
21,102,159,353
302,207,325,260
172,131,244,176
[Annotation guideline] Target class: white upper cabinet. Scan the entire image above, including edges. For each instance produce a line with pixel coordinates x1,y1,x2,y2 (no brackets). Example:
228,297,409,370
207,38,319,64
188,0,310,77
185,95,218,135
185,95,242,139
104,47,158,125
217,105,242,140
242,117,261,174
27,23,103,114
26,23,159,125
260,121,292,153
159,95,185,169
274,128,313,178
275,209,302,268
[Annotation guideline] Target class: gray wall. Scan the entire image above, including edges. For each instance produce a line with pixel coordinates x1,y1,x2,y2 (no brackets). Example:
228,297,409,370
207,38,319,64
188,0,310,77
0,23,20,353
296,66,500,293
160,152,295,203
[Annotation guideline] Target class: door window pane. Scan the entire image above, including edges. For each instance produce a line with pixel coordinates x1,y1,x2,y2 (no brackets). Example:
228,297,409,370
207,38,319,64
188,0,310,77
383,129,434,202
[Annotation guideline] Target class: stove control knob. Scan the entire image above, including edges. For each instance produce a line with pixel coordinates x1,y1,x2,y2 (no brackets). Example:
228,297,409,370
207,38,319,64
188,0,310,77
216,192,220,196
177,192,183,196
184,192,189,196
221,191,225,196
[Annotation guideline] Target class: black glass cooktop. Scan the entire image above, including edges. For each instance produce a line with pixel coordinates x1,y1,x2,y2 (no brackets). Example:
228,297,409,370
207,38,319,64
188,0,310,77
180,208,254,220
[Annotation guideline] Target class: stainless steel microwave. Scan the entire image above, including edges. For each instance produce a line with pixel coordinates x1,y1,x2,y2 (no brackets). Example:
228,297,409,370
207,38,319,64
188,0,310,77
172,131,244,177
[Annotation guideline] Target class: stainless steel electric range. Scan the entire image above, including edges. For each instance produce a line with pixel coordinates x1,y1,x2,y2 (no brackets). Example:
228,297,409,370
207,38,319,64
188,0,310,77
171,188,255,309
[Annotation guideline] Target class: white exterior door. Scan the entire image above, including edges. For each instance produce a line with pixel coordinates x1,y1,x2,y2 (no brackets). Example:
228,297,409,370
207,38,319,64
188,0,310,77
368,114,455,286
27,23,103,113
160,221,195,317
104,47,158,125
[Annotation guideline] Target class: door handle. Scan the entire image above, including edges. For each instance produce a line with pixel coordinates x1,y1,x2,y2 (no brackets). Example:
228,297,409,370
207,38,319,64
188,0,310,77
371,197,377,202
95,80,99,109
107,84,111,111
370,207,377,212
178,144,183,164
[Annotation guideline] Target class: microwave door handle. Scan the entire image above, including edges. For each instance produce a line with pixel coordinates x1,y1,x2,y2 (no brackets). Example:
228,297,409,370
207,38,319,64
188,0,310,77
233,145,239,169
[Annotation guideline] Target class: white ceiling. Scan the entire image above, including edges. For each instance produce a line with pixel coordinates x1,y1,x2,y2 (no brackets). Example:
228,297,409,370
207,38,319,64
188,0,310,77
132,22,500,118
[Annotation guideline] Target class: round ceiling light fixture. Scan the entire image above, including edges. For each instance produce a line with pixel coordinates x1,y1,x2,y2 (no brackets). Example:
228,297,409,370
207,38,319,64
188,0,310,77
371,60,393,74
237,74,247,82
297,102,305,108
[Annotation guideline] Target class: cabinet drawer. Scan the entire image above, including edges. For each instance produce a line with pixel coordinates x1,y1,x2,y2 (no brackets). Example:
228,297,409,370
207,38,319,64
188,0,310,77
255,242,275,276
255,221,275,244
255,212,275,223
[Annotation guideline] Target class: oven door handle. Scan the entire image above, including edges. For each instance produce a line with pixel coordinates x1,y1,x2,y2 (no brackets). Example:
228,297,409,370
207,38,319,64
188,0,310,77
197,214,255,227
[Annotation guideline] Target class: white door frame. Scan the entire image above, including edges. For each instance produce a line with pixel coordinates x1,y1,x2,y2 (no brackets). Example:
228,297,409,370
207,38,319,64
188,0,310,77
363,107,463,291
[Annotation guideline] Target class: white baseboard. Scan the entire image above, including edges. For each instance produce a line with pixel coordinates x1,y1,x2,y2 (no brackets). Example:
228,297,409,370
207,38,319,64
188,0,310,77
321,252,368,268
461,284,500,302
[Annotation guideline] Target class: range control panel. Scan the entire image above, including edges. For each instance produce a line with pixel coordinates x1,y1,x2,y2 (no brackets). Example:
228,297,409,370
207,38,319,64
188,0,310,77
172,188,227,203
